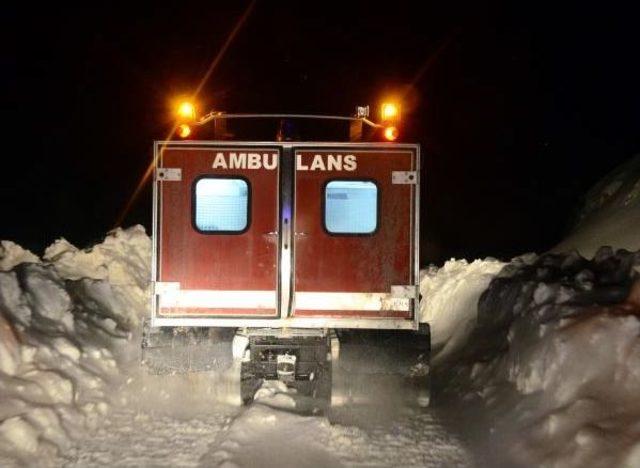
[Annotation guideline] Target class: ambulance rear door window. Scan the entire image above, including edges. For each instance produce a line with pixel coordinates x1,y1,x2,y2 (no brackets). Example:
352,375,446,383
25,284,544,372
193,177,250,234
324,180,378,235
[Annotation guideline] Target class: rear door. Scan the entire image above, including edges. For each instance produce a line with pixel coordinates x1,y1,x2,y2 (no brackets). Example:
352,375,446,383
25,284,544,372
292,146,418,319
155,144,280,317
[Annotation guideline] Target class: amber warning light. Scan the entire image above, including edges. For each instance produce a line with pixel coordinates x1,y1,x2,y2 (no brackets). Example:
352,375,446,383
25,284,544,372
177,101,196,121
167,97,406,141
177,124,191,138
173,99,197,138
384,126,399,141
380,101,401,141
380,102,400,121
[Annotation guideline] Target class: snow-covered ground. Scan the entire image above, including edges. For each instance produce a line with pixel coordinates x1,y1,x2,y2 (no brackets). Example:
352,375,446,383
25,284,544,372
51,394,470,467
1,156,638,467
0,228,474,467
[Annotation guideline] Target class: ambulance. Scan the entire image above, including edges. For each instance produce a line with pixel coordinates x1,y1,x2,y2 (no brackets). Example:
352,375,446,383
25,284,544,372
145,103,428,403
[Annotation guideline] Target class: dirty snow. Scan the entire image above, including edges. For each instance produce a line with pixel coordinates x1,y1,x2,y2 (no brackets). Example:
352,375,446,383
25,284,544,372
422,155,640,467
437,250,640,467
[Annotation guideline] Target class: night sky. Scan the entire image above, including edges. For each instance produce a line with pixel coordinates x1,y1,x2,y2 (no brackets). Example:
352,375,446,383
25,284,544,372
3,2,639,264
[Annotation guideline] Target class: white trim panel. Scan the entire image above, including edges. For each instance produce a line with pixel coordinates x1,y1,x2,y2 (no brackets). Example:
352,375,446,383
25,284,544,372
294,292,410,311
159,290,277,309
152,317,417,330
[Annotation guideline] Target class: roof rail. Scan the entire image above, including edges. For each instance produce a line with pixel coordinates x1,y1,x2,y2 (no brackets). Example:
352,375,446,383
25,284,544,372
195,112,382,129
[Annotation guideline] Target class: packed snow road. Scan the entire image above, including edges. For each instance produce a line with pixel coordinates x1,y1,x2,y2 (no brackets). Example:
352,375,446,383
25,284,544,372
56,380,473,468
55,334,473,468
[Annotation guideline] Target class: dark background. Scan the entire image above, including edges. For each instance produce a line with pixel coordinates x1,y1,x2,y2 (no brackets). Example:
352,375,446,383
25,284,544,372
2,2,639,263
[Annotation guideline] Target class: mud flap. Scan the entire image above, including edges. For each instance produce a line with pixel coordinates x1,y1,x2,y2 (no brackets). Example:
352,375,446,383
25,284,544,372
139,321,242,405
141,320,237,374
330,329,431,409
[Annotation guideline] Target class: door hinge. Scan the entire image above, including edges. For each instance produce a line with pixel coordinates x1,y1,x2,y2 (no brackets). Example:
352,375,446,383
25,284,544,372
392,171,417,185
391,285,418,299
156,168,182,181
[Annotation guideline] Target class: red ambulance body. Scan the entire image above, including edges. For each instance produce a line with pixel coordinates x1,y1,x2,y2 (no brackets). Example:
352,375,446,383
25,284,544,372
147,115,425,402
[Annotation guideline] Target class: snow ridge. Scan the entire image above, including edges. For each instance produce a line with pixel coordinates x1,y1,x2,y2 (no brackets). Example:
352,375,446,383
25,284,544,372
0,226,150,463
419,258,505,364
439,248,640,467
555,154,640,257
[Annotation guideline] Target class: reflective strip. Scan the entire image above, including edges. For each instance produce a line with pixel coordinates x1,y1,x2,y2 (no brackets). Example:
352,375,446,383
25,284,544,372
159,290,277,309
295,292,410,311
152,316,416,330
390,285,418,299
154,282,180,294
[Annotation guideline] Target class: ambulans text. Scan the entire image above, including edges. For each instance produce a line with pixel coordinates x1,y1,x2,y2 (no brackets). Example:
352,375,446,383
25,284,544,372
211,153,357,171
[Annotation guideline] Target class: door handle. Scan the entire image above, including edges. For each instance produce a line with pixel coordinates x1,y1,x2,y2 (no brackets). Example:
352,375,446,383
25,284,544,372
283,218,290,249
294,232,308,238
263,231,278,243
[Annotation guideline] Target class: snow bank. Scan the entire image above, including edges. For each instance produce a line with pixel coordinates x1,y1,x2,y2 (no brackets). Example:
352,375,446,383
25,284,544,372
0,226,150,462
419,258,505,363
0,241,40,271
439,249,640,467
554,154,640,257
422,157,640,466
